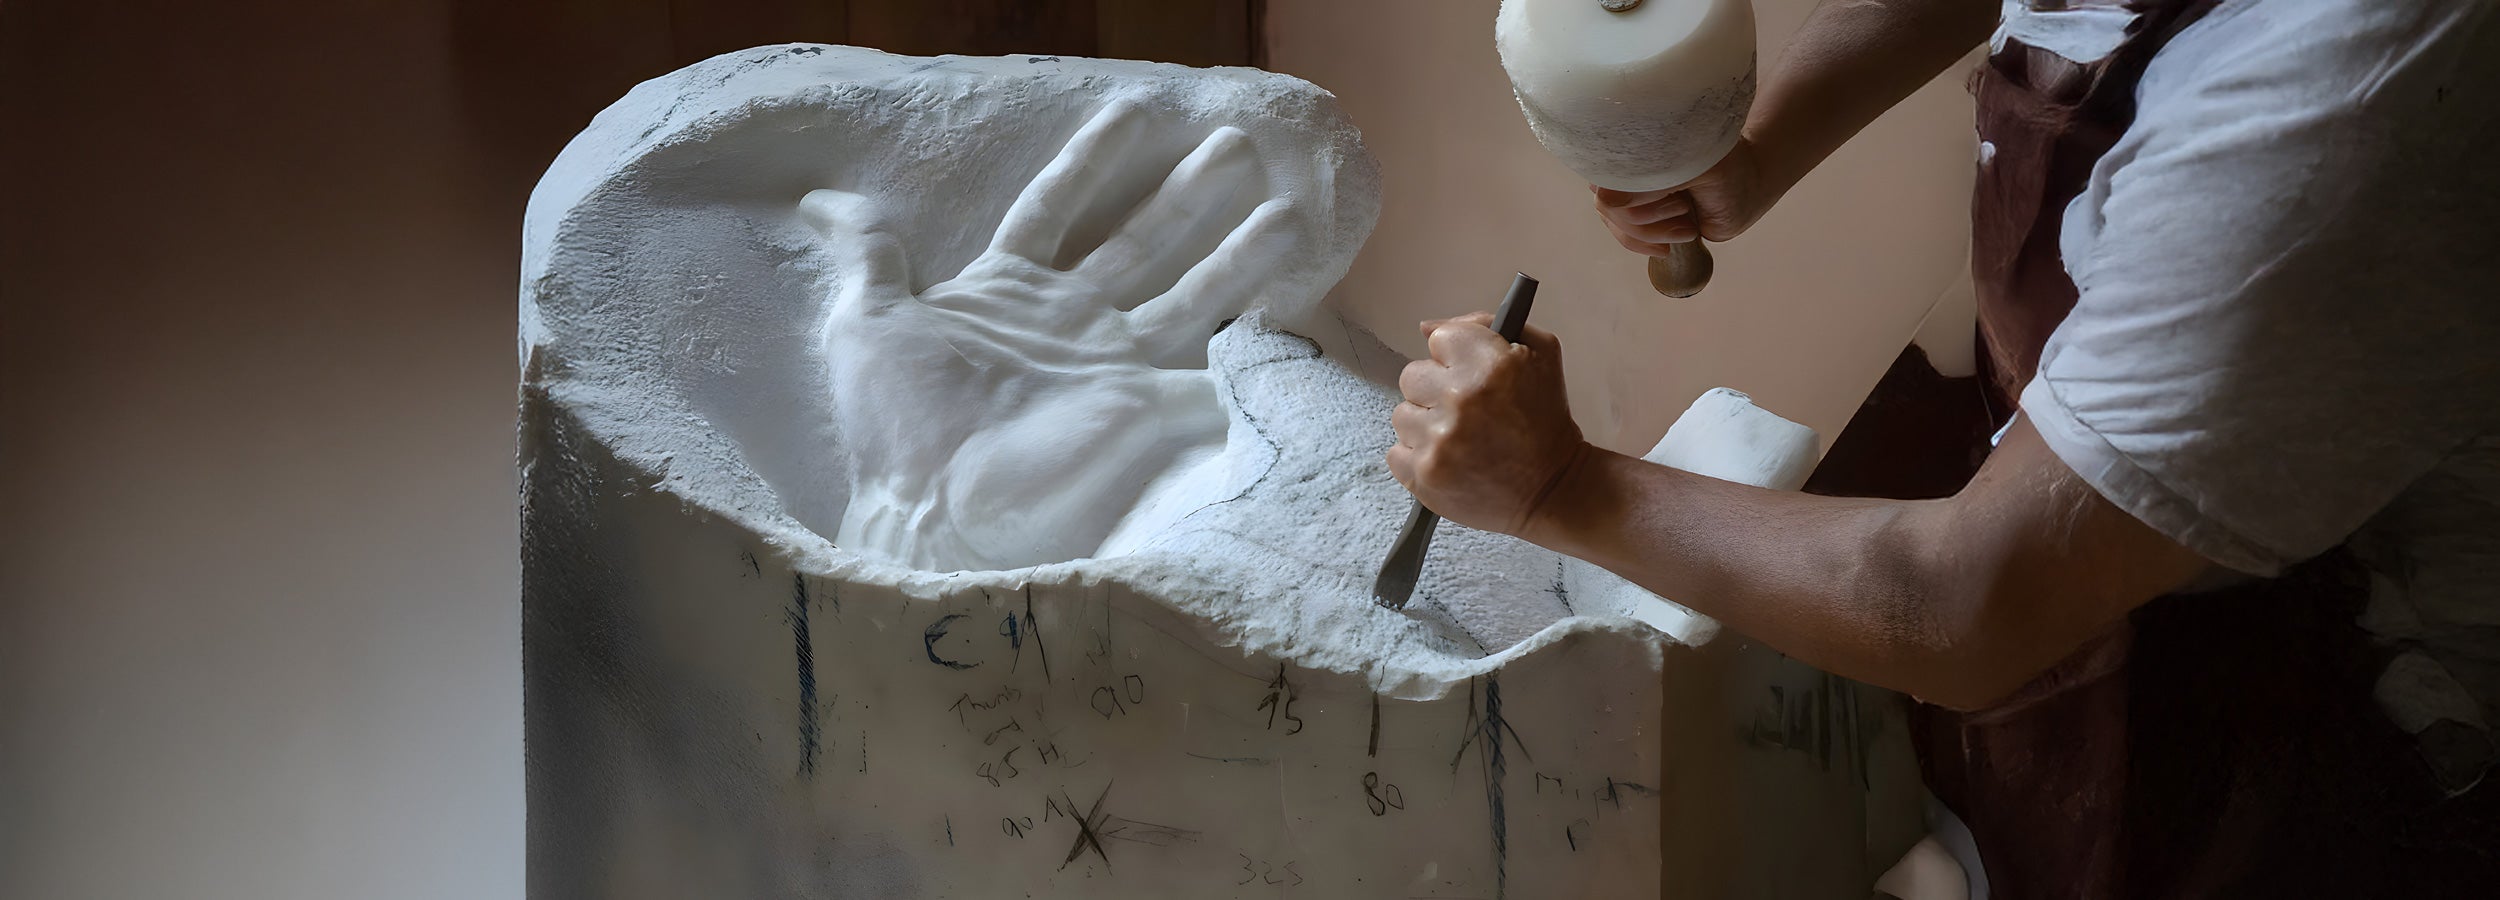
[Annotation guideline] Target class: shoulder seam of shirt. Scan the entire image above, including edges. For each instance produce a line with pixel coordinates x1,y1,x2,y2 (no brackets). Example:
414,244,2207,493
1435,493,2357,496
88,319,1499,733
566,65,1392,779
2024,373,2288,576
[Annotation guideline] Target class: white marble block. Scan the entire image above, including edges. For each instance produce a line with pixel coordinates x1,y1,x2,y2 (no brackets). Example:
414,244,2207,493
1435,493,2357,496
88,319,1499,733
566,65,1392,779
522,45,1918,899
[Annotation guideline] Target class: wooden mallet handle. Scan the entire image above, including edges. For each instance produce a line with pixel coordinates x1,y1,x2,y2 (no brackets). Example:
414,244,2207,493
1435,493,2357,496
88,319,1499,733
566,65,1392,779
1646,240,1714,298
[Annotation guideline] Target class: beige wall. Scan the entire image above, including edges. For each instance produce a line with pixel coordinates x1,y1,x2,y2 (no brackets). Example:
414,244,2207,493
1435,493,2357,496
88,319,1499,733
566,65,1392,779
1266,0,1980,452
0,4,548,898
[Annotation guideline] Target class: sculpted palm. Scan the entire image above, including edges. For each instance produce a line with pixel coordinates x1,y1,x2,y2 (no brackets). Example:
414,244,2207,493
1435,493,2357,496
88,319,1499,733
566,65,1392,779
803,102,1296,571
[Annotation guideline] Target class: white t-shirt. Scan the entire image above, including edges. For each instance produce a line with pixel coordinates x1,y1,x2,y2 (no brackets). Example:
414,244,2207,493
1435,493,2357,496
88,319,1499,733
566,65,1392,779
2007,0,2500,789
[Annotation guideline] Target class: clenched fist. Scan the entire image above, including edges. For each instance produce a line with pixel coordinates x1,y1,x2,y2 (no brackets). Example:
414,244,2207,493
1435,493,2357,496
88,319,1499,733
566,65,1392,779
1386,312,1595,538
1592,135,1776,258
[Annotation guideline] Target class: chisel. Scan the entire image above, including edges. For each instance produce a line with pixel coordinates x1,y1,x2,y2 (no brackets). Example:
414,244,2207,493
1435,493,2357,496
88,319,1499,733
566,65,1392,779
1372,272,1540,610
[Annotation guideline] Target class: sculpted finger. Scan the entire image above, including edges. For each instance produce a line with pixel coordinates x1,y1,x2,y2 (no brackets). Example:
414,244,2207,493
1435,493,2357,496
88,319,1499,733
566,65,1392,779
989,101,1152,263
1123,199,1292,367
1076,127,1261,304
798,189,914,314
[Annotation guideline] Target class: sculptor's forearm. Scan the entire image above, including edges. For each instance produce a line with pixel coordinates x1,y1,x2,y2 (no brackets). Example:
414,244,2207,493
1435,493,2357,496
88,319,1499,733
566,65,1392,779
1525,446,1972,700
1748,0,1999,193
1521,421,2207,709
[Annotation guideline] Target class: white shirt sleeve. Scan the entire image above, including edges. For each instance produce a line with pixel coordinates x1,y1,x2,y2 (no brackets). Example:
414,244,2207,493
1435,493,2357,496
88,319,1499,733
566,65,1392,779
2022,0,2500,576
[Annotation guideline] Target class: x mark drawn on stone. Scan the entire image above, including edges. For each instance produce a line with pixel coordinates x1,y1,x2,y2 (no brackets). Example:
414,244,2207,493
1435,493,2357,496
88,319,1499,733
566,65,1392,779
1058,782,1115,871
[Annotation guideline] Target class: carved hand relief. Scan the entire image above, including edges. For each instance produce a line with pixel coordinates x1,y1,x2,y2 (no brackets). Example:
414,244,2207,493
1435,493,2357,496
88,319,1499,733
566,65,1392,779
803,103,1291,572
522,46,1921,899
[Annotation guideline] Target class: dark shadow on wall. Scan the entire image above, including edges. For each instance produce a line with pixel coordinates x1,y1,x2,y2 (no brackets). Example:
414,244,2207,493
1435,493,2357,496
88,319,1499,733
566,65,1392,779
446,0,1254,191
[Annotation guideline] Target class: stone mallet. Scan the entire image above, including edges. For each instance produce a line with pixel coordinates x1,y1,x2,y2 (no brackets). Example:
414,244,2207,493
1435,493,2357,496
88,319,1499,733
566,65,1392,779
1497,0,1757,297
1373,272,1540,610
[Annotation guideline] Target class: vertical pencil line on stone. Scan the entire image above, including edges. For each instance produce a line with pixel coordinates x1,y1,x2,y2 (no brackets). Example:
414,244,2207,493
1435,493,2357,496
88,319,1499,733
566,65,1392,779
1486,673,1509,900
790,571,821,778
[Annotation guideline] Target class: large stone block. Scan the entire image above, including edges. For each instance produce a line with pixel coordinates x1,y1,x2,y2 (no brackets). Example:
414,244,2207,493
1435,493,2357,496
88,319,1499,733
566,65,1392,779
522,45,1918,899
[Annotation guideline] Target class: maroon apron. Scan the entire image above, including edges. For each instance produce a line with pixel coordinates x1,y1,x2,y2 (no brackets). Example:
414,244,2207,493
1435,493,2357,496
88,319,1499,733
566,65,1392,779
1806,1,2500,896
